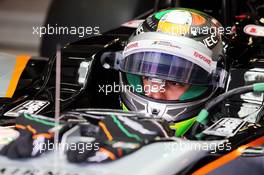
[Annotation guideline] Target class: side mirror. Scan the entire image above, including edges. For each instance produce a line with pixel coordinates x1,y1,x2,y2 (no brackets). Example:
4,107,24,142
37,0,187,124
78,61,92,85
100,51,123,70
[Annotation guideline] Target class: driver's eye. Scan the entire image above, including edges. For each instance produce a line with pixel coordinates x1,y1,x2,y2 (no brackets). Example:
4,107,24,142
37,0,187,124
167,81,177,86
166,81,188,87
166,81,182,86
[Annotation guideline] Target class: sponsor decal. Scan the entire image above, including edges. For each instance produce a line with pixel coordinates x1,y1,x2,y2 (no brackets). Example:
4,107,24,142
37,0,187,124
244,24,264,37
193,51,212,65
202,118,246,137
121,20,144,28
152,41,181,49
146,16,158,30
4,100,50,117
202,34,219,48
124,42,139,51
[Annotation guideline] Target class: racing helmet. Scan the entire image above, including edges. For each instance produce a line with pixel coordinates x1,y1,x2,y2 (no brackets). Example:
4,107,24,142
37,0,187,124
116,9,228,131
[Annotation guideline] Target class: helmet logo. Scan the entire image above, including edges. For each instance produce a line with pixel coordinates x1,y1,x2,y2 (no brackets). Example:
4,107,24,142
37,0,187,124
152,41,181,49
125,42,138,51
202,34,219,48
194,51,212,65
151,108,160,115
147,102,167,117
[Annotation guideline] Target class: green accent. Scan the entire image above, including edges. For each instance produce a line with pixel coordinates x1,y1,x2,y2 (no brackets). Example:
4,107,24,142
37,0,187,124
154,8,209,20
170,117,196,137
253,83,264,92
195,133,204,140
196,109,209,124
24,114,56,127
121,102,129,112
111,115,142,142
179,86,208,101
126,73,144,94
154,9,175,19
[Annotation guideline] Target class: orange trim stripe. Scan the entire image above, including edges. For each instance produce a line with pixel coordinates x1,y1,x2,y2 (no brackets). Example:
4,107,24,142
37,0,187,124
192,136,264,175
99,147,116,160
5,55,31,98
27,125,37,134
33,133,53,139
15,124,26,130
99,121,113,141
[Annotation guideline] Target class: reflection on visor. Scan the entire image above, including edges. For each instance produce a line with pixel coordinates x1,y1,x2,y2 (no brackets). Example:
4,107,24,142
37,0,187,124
120,52,213,85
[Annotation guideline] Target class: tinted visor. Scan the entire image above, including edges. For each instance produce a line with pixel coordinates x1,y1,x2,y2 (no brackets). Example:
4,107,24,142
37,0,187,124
120,52,213,85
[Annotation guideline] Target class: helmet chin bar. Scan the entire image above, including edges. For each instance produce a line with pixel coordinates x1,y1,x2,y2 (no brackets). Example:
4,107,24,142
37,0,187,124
119,73,217,123
147,101,171,120
146,101,189,122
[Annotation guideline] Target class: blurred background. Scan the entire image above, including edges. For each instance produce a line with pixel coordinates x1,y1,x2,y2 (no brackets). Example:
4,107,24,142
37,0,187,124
0,0,155,58
0,0,51,55
0,0,261,58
